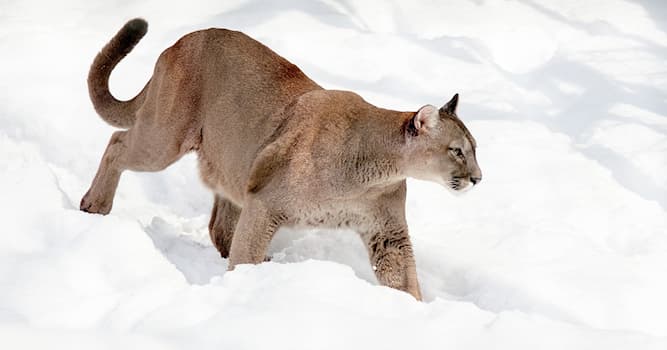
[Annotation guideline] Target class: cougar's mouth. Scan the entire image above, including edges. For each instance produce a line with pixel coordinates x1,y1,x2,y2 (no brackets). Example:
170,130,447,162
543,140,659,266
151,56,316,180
446,176,473,194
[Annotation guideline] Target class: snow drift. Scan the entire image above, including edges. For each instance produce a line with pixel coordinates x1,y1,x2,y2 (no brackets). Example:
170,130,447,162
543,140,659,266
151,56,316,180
1,0,666,349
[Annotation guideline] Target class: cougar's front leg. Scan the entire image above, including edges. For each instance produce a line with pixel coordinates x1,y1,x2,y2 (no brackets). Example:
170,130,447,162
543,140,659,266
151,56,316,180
209,195,241,258
228,200,286,269
363,223,422,301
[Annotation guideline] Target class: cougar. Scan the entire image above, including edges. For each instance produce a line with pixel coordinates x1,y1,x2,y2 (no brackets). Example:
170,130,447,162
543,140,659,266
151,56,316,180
81,18,482,300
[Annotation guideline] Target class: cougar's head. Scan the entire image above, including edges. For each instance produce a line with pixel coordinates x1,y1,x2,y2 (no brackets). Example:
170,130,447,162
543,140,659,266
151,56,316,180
404,94,482,193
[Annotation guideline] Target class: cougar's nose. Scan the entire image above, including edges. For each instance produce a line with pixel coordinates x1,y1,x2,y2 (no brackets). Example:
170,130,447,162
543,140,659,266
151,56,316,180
470,176,481,185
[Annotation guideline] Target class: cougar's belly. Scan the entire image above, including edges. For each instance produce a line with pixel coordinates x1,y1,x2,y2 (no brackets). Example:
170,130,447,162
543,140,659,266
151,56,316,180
197,111,266,206
197,149,246,206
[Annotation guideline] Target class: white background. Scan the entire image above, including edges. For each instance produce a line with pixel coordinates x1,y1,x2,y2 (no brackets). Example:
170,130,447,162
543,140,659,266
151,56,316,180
1,0,666,348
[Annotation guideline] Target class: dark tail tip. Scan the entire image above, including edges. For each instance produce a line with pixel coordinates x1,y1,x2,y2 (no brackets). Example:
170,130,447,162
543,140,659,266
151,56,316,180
124,18,148,38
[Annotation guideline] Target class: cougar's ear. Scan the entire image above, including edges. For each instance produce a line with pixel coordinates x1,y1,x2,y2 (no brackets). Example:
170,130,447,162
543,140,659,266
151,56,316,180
410,105,439,134
440,93,459,114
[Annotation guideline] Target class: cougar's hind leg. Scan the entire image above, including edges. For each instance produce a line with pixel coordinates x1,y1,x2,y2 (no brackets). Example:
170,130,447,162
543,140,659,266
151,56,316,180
81,38,204,215
80,130,130,215
80,112,198,215
209,195,242,258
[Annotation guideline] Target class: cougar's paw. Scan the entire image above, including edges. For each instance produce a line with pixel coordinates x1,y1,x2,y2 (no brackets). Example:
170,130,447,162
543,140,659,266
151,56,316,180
407,285,423,302
80,190,112,215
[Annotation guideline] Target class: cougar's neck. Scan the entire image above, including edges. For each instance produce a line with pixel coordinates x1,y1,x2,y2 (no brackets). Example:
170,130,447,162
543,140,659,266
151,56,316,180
350,110,414,187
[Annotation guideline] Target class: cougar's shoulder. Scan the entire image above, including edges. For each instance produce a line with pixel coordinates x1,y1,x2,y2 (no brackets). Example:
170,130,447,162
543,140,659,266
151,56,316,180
245,90,398,196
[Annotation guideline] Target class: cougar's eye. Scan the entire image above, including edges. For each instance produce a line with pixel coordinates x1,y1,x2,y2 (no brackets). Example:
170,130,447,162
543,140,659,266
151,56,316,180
449,147,463,158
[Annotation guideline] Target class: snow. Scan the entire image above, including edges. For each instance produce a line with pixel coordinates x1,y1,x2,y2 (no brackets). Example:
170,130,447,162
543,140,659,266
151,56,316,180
1,0,666,348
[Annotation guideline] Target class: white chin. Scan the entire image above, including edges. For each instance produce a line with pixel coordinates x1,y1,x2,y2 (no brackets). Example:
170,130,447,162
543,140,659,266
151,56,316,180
460,182,474,192
445,181,473,196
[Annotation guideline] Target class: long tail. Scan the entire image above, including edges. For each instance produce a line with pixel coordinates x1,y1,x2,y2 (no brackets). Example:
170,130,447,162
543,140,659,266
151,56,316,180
88,18,148,128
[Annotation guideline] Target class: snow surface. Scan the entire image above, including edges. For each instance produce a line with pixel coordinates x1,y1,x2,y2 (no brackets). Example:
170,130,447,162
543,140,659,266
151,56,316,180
1,0,667,348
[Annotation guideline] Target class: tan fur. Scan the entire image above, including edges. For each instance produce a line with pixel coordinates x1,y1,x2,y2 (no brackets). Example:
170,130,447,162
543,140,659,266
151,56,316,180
81,19,482,300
